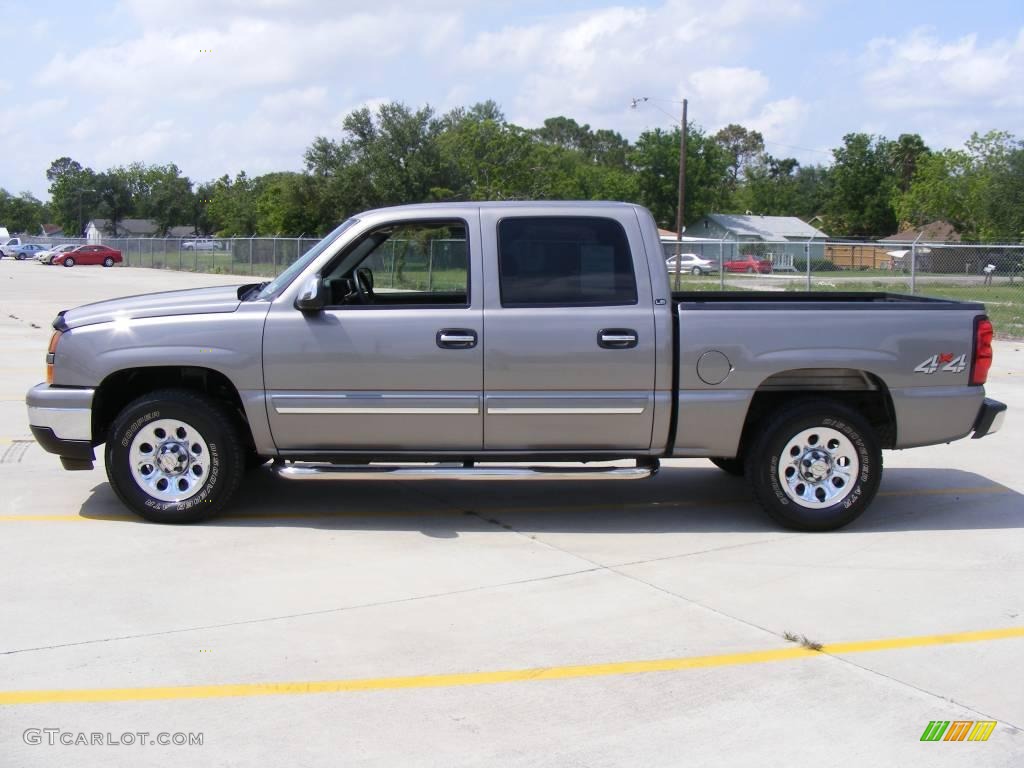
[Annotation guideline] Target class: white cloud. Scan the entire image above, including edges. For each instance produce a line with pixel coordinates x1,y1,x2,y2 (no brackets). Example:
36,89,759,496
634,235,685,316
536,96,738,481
35,9,462,103
862,26,1024,110
460,0,805,132
26,97,68,116
746,97,809,144
689,67,770,122
92,121,183,169
259,86,328,113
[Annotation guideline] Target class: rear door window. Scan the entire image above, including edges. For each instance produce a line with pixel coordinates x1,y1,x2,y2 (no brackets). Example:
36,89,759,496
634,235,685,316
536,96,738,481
497,217,637,307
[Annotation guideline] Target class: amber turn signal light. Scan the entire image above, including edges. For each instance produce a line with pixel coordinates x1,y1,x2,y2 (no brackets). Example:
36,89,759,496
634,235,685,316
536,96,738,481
46,330,62,384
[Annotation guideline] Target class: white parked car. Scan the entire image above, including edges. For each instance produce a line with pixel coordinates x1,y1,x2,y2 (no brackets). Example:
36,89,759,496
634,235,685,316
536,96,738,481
37,244,80,264
665,252,718,275
181,238,222,251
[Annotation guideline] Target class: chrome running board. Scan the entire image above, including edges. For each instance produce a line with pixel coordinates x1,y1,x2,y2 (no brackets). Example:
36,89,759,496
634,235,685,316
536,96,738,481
274,462,658,482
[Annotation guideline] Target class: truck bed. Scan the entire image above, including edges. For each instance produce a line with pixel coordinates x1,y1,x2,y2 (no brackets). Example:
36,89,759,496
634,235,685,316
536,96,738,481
673,291,985,311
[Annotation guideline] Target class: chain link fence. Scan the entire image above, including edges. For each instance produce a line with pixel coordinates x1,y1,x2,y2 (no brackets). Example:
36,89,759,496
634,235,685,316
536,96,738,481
22,232,1024,338
22,235,320,276
661,237,1024,338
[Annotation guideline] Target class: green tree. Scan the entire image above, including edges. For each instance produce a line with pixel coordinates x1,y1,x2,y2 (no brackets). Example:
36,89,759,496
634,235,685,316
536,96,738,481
981,145,1024,240
255,172,323,235
0,189,49,234
207,173,259,236
886,133,930,193
94,172,134,235
893,150,971,232
714,124,765,191
631,123,731,229
825,133,898,236
894,131,1023,239
46,156,98,235
192,180,217,235
436,106,540,200
734,157,830,221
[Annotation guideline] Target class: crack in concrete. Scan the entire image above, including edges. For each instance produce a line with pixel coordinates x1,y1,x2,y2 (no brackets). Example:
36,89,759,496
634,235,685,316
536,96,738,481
426,488,1024,735
0,566,603,657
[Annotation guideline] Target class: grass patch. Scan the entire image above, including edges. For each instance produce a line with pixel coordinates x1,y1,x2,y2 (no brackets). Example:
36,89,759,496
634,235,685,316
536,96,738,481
787,280,1024,339
783,631,824,652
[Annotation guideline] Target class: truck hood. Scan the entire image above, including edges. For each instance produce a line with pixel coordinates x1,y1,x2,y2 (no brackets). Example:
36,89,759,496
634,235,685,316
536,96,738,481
58,284,254,329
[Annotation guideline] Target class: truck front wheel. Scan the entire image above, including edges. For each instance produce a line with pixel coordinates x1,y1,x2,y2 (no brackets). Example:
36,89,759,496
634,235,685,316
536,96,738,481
745,399,882,531
105,389,245,523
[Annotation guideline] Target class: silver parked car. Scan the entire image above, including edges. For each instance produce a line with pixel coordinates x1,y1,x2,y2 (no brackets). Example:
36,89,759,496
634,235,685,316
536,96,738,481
37,244,80,264
665,252,718,275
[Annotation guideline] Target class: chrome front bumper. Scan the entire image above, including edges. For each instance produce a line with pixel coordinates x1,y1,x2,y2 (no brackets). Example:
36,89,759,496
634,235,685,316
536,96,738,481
26,383,96,469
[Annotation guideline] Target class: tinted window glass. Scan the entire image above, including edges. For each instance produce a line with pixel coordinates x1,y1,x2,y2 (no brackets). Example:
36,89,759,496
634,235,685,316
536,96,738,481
498,217,637,307
322,220,469,307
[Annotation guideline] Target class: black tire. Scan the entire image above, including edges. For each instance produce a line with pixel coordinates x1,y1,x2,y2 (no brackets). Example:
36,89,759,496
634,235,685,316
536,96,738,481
63,257,75,267
692,266,703,276
105,389,244,523
710,456,744,476
103,257,114,267
745,398,882,531
746,266,755,274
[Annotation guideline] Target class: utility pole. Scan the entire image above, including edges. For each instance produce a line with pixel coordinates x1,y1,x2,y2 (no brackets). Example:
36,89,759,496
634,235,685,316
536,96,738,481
632,96,689,291
674,98,688,291
76,188,96,238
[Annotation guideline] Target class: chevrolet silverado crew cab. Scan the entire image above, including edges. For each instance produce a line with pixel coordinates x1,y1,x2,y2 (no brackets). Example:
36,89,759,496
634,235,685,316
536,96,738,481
26,202,1006,530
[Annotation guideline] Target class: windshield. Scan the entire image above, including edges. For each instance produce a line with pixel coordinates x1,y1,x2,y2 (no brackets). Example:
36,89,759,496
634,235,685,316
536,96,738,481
255,218,359,300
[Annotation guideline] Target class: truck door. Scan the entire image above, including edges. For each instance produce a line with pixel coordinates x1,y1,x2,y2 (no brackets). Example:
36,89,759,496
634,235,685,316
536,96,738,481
480,210,657,450
262,215,483,451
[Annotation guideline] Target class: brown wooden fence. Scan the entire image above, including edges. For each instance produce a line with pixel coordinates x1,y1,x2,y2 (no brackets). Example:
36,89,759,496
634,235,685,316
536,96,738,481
824,244,894,270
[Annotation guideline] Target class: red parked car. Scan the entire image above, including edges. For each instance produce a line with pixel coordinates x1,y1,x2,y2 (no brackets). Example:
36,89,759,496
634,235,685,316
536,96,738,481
723,254,773,274
52,245,122,268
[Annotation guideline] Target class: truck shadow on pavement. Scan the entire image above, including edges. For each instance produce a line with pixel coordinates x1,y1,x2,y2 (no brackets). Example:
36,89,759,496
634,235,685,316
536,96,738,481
77,466,1024,535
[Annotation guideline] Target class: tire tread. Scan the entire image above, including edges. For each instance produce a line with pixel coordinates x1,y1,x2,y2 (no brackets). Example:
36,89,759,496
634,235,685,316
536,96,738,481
105,388,244,523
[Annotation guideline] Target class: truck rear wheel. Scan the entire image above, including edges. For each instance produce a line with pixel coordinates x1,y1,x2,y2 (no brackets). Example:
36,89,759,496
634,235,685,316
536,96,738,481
745,399,881,531
105,389,244,523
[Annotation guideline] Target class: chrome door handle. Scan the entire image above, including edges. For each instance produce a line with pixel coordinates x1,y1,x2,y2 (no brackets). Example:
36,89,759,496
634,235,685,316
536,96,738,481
437,329,478,349
597,329,638,349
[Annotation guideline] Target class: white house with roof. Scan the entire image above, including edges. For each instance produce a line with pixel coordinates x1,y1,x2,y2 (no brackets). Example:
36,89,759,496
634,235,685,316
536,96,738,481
690,214,829,270
85,218,161,242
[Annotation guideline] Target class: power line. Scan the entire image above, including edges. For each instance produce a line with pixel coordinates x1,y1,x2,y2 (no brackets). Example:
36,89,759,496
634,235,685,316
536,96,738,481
762,140,833,157
630,107,834,159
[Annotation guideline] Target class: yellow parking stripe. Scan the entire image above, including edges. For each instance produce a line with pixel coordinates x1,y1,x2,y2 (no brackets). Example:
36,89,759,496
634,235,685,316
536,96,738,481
2,625,1022,706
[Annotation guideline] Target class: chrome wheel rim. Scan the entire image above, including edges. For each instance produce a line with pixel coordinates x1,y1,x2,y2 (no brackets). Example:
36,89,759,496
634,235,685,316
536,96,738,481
129,419,210,502
777,426,859,509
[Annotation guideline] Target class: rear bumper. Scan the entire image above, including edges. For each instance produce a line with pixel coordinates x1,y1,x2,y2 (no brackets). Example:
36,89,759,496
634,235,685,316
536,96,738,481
972,397,1007,439
26,383,96,469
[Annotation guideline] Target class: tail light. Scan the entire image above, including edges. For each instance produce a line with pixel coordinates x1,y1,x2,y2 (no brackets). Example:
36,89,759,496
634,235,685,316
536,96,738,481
970,316,993,386
46,330,62,384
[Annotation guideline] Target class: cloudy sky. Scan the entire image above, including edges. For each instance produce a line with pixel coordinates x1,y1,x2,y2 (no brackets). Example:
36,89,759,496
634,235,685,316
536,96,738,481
2,0,1023,199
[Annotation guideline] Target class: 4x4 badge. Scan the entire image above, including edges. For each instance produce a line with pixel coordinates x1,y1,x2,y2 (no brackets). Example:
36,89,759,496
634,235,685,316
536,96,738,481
915,353,967,374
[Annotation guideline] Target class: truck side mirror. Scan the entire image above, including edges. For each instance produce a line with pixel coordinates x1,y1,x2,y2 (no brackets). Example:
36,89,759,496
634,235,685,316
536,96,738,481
294,277,326,312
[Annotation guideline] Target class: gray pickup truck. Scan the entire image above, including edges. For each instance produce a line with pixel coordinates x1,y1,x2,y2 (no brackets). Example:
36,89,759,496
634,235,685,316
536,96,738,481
26,202,1006,530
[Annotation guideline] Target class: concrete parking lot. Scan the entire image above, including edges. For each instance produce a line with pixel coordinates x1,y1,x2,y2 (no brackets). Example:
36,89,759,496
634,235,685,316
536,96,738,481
1,259,1022,766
